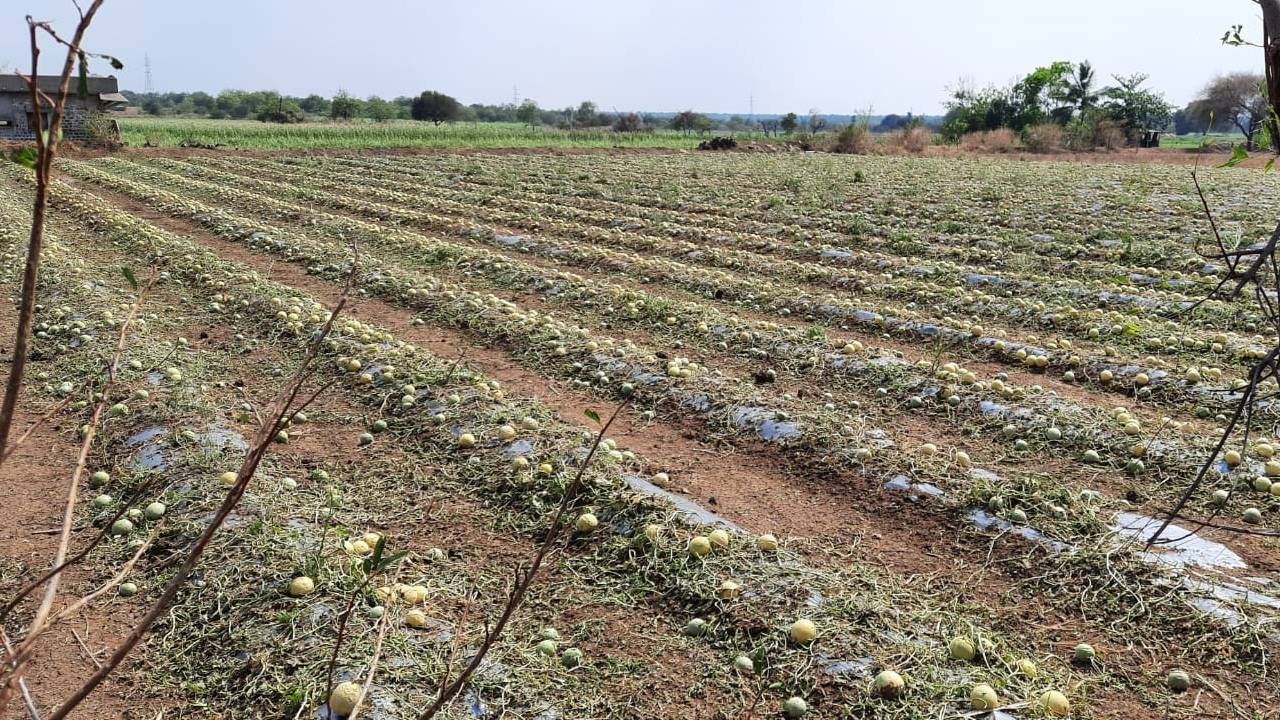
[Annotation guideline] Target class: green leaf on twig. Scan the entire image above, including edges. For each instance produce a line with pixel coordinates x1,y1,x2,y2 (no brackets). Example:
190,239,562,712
584,408,601,424
122,267,138,290
1218,146,1248,168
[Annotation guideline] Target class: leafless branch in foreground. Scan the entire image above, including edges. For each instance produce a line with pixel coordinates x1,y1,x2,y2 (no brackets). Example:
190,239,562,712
417,400,628,720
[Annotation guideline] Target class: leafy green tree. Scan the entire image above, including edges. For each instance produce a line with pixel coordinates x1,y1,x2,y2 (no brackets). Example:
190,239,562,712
1013,60,1073,124
780,112,798,134
574,100,599,127
364,96,397,123
1102,74,1172,136
941,61,1072,139
189,91,216,114
410,90,462,124
298,94,329,115
516,99,540,126
1052,60,1101,115
330,90,361,121
669,110,712,135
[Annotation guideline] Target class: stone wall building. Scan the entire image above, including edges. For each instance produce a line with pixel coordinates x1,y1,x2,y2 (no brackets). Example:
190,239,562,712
0,74,127,141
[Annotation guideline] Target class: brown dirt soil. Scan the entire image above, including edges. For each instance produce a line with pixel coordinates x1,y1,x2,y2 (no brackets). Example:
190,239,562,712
0,409,147,719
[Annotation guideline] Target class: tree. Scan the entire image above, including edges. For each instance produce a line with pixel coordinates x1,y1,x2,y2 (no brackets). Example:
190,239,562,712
189,91,216,114
1190,73,1269,149
1102,73,1172,137
807,109,827,133
669,109,711,135
941,62,1074,140
299,94,329,115
1014,61,1073,124
780,112,798,134
364,96,397,123
1222,4,1280,152
330,90,361,121
255,94,305,123
574,100,599,127
516,99,540,126
410,90,462,124
1053,61,1101,115
612,112,644,132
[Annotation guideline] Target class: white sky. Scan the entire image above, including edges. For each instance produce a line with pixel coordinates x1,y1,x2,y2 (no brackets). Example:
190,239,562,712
0,0,1266,115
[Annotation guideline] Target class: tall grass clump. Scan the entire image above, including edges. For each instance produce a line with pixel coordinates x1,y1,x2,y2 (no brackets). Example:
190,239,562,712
831,123,874,154
890,126,933,154
1024,124,1064,153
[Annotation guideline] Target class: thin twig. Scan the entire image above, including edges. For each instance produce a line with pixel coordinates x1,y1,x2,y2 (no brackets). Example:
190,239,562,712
346,608,391,720
69,629,101,670
43,245,358,720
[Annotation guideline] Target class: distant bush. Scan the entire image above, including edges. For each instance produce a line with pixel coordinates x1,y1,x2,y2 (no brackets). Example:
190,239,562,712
1095,119,1126,150
411,91,463,125
612,112,644,133
256,107,306,124
832,123,873,154
981,128,1017,152
891,126,933,154
959,131,983,152
1025,124,1064,153
959,128,1015,153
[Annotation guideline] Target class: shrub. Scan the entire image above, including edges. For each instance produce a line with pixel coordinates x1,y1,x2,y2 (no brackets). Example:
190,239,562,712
1024,124,1064,153
832,123,873,154
891,126,933,154
1095,119,1127,150
84,112,123,148
411,91,463,125
612,112,644,133
959,128,1015,153
982,128,1016,152
256,107,306,124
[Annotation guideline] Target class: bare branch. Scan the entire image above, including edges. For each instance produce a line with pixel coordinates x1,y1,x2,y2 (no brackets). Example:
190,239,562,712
417,400,629,719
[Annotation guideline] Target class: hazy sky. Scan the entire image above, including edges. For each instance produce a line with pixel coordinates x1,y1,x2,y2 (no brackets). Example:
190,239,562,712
1,1,1267,115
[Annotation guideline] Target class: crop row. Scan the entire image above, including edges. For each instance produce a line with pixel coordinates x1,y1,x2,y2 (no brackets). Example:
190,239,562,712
86,156,1256,419
62,160,1280,540
273,152,1262,339
188,153,1267,363
0,172,1141,718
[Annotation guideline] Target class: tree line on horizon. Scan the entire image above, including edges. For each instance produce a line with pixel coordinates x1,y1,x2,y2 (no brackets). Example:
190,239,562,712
120,66,1266,145
941,60,1270,149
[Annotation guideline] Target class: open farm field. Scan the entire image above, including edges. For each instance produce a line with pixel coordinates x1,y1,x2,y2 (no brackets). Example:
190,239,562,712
116,118,770,151
4,149,1280,719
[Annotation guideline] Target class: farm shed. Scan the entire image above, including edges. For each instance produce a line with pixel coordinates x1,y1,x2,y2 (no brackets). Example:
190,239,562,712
0,73,127,141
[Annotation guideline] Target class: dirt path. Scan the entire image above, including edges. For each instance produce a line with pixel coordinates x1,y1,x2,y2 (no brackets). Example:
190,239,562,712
0,357,145,719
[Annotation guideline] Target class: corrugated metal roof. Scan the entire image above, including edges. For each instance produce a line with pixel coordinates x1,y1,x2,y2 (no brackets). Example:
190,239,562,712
0,73,119,94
